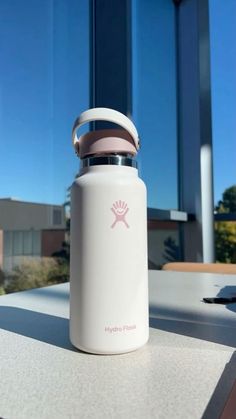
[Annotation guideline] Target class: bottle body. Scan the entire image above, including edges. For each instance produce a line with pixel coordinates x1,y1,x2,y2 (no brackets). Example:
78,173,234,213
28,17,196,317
70,164,149,354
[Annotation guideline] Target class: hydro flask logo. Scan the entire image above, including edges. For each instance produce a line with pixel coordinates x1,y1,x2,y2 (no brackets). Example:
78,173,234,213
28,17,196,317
111,200,129,229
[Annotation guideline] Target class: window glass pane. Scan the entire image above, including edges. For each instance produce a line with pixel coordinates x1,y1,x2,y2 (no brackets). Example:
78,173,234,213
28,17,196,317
3,231,12,256
148,221,180,269
209,0,236,264
209,0,236,213
13,232,23,256
32,231,41,256
53,208,62,226
0,0,89,204
23,231,32,255
0,0,88,290
132,0,178,210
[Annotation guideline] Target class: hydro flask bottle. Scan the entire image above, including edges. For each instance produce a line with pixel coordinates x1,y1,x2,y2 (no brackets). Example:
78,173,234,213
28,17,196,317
70,108,149,354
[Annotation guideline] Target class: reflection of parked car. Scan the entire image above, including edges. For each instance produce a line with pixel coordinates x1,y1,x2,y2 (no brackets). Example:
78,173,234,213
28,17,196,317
0,198,66,272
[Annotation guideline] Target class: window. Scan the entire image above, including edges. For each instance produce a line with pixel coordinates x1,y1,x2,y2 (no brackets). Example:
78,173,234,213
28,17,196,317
209,0,236,212
23,231,32,255
131,0,180,268
132,0,178,210
53,209,62,226
0,0,89,290
13,232,23,256
209,0,236,263
32,231,41,256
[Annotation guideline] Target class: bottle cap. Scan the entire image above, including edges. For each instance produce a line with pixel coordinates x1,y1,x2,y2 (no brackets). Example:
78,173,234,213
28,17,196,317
72,108,140,158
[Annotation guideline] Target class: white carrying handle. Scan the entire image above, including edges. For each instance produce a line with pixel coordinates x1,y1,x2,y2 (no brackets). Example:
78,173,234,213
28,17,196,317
72,108,140,151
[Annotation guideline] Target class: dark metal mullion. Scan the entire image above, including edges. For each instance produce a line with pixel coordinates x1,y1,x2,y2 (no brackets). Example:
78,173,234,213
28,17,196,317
89,0,96,131
89,0,132,132
174,1,185,261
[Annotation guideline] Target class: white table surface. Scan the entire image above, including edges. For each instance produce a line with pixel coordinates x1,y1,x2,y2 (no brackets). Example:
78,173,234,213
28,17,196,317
0,270,236,419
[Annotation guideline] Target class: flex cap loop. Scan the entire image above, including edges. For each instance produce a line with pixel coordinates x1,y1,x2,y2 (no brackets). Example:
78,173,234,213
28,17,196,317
72,108,140,152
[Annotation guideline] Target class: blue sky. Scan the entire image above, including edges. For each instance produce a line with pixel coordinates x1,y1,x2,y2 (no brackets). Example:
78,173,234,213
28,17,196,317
0,0,235,209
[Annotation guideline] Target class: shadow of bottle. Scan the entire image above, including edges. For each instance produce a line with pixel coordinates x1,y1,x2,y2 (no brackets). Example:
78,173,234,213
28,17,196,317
0,306,77,352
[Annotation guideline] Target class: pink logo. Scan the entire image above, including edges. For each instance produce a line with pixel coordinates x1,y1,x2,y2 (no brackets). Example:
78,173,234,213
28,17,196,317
111,200,129,229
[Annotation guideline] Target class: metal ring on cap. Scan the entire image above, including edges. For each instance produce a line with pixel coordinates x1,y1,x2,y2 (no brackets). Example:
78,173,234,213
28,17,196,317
72,108,140,153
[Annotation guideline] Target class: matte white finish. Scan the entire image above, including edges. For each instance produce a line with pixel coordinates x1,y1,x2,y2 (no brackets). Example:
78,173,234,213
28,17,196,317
70,165,149,354
72,107,140,150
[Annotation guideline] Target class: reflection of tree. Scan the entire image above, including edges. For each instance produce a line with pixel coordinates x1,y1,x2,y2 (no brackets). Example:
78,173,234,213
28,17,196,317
216,185,236,213
4,259,69,294
0,269,5,295
163,237,180,263
215,185,236,263
52,187,71,262
215,222,236,263
148,259,162,270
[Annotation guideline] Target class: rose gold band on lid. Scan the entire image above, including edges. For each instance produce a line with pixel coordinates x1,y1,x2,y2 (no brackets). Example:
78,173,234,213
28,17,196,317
75,129,137,158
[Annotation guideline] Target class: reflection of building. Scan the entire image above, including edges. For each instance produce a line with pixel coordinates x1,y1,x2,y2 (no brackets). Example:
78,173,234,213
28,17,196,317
148,220,179,269
0,198,66,272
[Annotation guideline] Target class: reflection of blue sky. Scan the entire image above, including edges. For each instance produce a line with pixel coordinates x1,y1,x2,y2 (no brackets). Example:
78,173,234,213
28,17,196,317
132,0,177,209
0,0,235,209
209,0,236,205
0,0,89,205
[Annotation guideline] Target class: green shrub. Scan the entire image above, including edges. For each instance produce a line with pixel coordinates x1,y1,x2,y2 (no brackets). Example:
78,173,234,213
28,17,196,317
0,269,5,295
4,257,69,294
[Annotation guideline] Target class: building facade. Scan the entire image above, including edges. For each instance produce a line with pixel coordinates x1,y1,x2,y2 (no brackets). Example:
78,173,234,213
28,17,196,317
0,198,66,272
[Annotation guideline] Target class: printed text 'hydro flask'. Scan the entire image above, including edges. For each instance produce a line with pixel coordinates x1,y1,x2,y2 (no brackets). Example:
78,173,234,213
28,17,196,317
70,108,149,354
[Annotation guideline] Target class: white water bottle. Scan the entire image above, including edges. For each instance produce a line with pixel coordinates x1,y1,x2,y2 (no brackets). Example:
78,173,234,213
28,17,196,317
70,108,149,354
